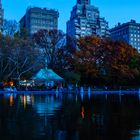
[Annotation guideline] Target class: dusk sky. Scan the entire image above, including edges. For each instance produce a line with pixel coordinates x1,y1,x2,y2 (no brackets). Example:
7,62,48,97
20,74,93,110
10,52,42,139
2,0,140,32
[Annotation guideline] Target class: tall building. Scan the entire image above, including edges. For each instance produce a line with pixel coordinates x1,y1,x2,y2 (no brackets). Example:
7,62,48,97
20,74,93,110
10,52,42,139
110,20,140,52
67,0,109,41
20,7,59,35
0,0,4,32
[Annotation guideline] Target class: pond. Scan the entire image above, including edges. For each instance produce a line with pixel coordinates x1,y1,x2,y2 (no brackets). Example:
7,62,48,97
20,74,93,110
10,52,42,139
0,91,140,140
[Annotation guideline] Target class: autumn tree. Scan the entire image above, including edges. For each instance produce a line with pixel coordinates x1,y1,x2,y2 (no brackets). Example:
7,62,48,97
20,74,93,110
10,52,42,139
99,39,140,86
71,35,140,86
73,36,101,85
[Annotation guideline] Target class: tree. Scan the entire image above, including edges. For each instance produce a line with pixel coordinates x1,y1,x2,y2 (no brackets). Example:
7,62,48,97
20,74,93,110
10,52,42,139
72,36,102,85
71,35,140,86
33,29,65,69
8,38,43,85
0,34,15,80
99,39,140,85
3,19,18,37
0,33,43,85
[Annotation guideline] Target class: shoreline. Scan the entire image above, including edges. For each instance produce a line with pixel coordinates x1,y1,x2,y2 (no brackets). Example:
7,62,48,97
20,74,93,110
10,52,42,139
0,90,139,95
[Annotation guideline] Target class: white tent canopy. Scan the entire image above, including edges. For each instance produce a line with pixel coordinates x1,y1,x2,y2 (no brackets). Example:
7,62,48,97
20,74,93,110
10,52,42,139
31,68,63,81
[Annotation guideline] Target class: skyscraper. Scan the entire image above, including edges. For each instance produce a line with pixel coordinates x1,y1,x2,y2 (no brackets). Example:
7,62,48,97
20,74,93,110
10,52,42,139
77,0,90,5
110,20,140,52
0,0,4,32
20,7,59,35
67,0,109,41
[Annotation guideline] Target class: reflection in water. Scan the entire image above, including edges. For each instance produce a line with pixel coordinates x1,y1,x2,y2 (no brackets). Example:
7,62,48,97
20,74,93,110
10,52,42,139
0,92,139,140
119,93,122,103
9,95,13,107
33,95,62,116
3,93,17,107
105,94,108,100
131,129,140,140
138,92,140,101
81,106,85,119
80,91,84,101
23,95,26,109
88,87,91,99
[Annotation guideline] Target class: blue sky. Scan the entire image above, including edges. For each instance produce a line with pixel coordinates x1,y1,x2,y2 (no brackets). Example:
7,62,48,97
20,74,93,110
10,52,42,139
2,0,140,32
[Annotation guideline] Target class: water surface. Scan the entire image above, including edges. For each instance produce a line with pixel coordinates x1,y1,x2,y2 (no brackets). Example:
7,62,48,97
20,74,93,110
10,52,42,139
0,91,140,140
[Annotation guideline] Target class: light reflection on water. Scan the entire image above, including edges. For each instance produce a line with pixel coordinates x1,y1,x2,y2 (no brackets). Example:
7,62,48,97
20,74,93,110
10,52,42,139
0,91,140,140
131,128,140,140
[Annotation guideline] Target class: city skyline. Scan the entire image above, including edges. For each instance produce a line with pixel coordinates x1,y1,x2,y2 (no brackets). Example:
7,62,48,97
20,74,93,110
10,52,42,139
2,0,140,32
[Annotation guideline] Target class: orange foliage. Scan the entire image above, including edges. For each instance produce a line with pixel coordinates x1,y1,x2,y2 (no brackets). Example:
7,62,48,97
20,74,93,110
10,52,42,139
72,35,140,85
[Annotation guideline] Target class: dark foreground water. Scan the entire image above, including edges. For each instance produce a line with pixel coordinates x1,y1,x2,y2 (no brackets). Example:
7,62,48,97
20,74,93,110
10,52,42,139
0,91,140,140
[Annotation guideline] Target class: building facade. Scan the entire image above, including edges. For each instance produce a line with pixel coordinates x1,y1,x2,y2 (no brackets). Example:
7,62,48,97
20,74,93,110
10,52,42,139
67,0,109,41
0,0,4,32
20,7,59,35
110,20,140,52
